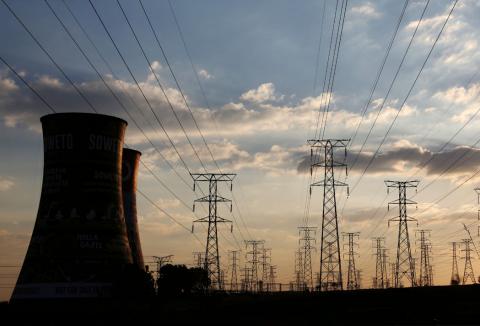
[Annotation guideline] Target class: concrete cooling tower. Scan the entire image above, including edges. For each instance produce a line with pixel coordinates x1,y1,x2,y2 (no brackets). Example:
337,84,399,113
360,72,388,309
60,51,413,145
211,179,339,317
12,113,133,299
122,148,145,271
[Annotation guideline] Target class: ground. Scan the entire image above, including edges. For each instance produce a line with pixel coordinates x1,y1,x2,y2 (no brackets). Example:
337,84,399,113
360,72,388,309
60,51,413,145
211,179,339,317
1,285,480,325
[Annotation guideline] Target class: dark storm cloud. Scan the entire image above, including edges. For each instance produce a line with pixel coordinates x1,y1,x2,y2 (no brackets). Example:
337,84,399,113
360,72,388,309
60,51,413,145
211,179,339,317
297,144,480,176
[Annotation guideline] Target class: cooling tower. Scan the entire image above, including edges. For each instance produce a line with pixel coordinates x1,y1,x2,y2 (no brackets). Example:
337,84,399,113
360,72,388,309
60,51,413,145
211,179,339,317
122,148,145,271
12,113,133,299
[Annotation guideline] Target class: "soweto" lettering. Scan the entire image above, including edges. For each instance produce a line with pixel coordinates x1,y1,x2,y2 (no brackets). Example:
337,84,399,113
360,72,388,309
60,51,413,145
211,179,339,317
44,134,73,151
89,134,120,153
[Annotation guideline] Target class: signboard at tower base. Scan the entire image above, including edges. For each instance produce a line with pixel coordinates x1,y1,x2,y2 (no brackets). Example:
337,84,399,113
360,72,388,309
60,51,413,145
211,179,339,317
13,283,112,299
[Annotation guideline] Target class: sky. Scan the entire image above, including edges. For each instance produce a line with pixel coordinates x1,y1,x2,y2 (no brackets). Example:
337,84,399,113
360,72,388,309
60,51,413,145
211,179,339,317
1,0,480,300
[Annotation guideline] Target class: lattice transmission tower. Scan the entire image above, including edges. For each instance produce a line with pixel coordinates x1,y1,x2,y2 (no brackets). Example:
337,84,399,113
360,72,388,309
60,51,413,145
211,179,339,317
356,270,362,289
241,267,251,292
268,265,277,292
294,249,305,291
475,188,480,236
462,239,476,285
191,173,235,290
417,230,433,287
193,251,204,268
245,240,264,292
343,232,359,290
299,226,317,290
372,237,386,289
389,263,396,288
260,248,271,292
382,248,390,288
229,250,240,292
450,242,460,285
309,139,349,291
386,180,419,288
153,255,173,293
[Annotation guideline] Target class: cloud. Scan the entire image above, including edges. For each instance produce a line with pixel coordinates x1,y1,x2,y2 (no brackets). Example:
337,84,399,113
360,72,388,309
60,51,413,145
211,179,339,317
155,197,181,210
0,177,14,192
0,67,420,148
297,140,480,177
228,144,307,175
147,60,163,82
198,69,213,80
141,138,304,176
350,2,381,19
239,82,283,103
432,83,480,123
151,60,162,71
405,2,479,76
0,74,18,95
37,75,63,89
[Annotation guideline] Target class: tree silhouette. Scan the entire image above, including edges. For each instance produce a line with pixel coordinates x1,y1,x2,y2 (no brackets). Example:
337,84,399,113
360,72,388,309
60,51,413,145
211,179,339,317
157,264,209,296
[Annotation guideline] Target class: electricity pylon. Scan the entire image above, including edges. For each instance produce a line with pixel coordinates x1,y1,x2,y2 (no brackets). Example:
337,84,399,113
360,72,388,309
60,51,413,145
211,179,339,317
299,226,317,290
191,173,235,290
417,230,432,286
462,239,476,284
153,255,173,278
308,139,349,291
343,232,359,290
229,250,240,292
240,267,251,292
382,248,389,288
356,270,362,289
245,240,264,292
260,248,271,292
315,272,321,290
450,242,460,285
193,251,204,268
386,180,419,288
428,244,434,286
475,188,480,236
268,265,277,292
390,263,396,288
372,237,385,289
153,255,173,292
220,270,226,290
294,249,304,291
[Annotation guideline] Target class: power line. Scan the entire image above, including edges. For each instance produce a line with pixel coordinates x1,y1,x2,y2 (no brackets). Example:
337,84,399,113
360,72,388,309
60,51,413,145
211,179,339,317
348,0,410,150
137,188,202,244
312,0,327,95
320,0,348,139
87,0,192,174
3,1,236,257
305,0,348,225
87,1,242,253
300,0,328,228
45,0,193,191
0,65,204,256
1,0,98,113
350,0,458,194
313,0,341,139
0,55,56,114
340,0,429,247
139,0,252,243
416,67,480,149
164,0,254,241
53,0,242,252
115,0,208,173
139,0,219,173
57,2,241,256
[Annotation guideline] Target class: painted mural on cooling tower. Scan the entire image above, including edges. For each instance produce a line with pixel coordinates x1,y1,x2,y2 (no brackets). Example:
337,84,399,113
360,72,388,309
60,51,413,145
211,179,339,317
12,113,133,299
